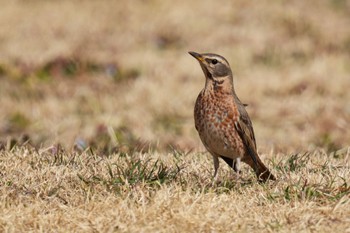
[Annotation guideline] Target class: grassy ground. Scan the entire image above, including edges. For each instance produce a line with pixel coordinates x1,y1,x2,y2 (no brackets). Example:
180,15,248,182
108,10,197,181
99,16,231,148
0,0,350,232
1,146,349,232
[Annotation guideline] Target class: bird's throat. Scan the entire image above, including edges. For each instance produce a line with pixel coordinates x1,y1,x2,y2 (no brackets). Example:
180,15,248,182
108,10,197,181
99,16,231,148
205,77,233,95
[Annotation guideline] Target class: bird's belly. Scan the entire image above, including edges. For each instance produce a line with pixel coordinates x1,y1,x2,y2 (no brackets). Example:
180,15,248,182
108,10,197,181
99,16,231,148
197,113,243,159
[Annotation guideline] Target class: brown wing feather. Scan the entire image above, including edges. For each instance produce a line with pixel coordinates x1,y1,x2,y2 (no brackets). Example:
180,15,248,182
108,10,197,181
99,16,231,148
233,96,258,168
233,95,276,181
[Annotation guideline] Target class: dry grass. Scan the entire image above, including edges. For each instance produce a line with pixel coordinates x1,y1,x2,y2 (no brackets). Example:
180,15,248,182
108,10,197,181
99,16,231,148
0,0,350,232
1,146,349,232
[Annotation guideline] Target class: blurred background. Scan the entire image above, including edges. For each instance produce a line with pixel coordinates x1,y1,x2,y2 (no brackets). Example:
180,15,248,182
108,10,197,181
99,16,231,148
0,0,349,154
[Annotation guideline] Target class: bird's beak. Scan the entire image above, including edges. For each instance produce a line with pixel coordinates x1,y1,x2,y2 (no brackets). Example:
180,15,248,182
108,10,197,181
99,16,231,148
189,51,204,62
189,51,211,78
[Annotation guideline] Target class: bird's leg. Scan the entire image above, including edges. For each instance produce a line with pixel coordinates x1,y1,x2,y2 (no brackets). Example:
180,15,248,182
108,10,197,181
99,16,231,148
233,158,241,182
212,156,220,184
233,158,241,173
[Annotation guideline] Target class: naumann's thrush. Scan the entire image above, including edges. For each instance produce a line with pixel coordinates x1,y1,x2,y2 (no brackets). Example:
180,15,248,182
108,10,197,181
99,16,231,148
189,51,275,182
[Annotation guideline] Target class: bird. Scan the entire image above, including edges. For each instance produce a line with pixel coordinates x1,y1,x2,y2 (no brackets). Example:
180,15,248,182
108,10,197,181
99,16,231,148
189,51,276,182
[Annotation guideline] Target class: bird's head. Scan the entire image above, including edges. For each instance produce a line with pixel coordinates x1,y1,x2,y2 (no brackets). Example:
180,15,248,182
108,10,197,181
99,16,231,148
189,51,233,87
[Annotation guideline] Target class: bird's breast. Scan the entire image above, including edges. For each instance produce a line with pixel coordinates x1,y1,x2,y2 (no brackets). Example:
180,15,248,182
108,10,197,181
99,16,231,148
194,91,242,157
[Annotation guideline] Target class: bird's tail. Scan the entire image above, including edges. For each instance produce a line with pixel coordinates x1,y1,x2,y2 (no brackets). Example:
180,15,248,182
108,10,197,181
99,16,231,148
255,159,276,182
243,155,276,182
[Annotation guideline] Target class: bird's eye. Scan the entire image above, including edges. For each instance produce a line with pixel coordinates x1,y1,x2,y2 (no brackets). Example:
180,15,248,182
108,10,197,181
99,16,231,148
212,59,218,65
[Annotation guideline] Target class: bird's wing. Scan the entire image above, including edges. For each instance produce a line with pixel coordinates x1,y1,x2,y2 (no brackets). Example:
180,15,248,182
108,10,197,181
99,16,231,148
233,98,259,169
